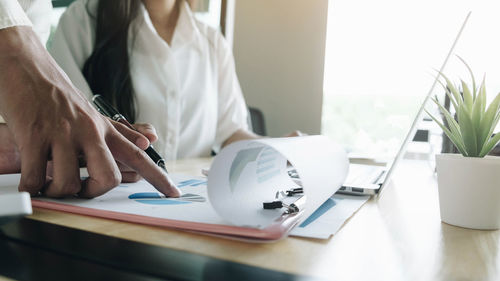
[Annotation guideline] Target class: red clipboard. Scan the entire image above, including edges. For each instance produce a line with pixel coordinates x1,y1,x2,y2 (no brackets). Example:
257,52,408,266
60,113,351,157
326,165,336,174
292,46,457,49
32,199,303,242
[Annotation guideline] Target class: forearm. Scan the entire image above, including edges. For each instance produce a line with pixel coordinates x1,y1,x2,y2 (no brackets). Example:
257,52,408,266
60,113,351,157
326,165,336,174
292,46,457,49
222,129,262,148
0,26,36,124
0,26,83,124
0,25,55,73
0,124,20,173
222,128,306,148
0,0,35,123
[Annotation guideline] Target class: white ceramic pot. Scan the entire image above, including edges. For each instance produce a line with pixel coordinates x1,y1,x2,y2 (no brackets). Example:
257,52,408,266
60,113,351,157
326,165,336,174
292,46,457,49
436,154,500,230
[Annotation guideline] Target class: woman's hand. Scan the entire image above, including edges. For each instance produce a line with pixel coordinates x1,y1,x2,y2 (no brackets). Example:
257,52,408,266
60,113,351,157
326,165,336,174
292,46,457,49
222,129,306,148
283,130,305,137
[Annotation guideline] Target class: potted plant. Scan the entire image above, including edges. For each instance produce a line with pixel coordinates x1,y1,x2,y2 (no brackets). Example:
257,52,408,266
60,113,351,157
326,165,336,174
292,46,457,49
426,58,500,230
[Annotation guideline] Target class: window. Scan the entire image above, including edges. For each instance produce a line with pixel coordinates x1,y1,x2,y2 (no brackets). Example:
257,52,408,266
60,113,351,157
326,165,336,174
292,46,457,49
322,0,500,158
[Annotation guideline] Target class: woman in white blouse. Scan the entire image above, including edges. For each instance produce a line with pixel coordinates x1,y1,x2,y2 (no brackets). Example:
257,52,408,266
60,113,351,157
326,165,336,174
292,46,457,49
49,0,268,161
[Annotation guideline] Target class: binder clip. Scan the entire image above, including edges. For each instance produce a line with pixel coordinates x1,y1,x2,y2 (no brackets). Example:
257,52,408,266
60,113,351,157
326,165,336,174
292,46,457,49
263,188,306,214
284,187,303,196
287,169,299,179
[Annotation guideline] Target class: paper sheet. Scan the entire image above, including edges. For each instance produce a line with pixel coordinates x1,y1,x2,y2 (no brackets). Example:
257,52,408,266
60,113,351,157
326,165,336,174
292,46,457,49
290,194,370,239
209,136,349,228
0,136,361,239
31,174,224,224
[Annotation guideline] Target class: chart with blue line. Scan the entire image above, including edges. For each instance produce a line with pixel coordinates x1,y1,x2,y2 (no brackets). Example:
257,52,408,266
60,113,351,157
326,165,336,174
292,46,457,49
129,178,207,205
228,146,285,193
177,179,207,187
298,197,343,228
256,147,282,184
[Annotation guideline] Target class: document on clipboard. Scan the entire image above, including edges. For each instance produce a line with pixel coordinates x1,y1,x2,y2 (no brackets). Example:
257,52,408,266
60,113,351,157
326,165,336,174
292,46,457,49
1,136,349,241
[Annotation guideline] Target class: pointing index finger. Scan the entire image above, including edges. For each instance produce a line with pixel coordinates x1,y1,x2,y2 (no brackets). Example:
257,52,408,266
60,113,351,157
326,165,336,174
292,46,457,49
108,132,181,197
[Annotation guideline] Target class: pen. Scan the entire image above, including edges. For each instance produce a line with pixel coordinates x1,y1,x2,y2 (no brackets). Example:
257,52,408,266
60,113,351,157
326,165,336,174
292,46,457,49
92,95,168,173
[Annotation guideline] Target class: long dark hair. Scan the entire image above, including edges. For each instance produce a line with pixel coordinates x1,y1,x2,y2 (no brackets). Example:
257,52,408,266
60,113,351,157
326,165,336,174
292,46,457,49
82,0,141,122
82,0,196,122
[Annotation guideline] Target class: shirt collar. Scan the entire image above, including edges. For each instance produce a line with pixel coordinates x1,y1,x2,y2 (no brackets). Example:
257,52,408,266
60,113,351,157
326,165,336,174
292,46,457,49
138,1,201,52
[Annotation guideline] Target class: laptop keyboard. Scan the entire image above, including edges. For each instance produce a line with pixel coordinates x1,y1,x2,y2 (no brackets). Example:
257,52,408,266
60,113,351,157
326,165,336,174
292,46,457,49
287,164,385,192
344,164,385,186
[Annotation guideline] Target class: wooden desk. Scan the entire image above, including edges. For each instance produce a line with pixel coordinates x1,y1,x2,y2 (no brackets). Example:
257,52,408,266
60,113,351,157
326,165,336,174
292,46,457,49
23,158,500,280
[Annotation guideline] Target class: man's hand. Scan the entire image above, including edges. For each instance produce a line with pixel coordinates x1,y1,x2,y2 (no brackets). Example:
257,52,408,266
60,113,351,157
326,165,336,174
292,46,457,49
0,26,180,198
0,124,21,174
0,122,159,184
114,123,159,183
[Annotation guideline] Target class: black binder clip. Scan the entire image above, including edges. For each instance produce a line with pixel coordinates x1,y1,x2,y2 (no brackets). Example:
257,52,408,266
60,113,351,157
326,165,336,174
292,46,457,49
285,188,303,196
263,188,306,214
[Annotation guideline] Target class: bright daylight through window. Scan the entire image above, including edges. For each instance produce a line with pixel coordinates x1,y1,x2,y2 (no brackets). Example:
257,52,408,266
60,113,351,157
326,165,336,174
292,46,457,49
322,0,500,159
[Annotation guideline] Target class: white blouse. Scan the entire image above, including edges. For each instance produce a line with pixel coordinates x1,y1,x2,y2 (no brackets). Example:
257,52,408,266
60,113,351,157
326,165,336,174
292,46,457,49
49,0,249,160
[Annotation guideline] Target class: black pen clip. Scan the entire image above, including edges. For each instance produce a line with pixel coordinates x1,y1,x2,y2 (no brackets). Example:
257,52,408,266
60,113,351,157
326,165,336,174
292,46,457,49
263,188,306,214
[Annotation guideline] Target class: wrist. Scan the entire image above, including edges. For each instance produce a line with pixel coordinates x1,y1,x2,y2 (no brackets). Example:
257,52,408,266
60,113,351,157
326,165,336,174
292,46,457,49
0,26,38,59
0,26,49,124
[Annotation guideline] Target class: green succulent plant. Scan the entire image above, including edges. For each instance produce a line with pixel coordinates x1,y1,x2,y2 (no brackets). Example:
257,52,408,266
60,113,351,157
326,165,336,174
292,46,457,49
425,57,500,157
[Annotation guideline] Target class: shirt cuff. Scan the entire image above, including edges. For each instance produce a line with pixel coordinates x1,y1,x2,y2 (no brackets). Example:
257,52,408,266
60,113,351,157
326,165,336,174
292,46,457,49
0,114,5,123
0,0,32,30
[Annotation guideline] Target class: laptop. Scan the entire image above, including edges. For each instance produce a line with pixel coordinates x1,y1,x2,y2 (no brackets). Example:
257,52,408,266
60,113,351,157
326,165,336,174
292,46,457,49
336,12,470,196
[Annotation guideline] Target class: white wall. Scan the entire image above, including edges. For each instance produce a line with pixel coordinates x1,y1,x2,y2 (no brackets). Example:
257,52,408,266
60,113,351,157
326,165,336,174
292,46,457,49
232,0,329,136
